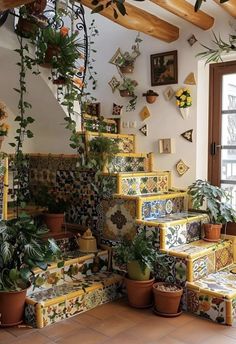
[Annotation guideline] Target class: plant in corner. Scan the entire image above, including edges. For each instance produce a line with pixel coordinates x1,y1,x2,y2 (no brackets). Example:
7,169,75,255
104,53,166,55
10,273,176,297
0,215,61,326
188,179,236,241
114,229,159,308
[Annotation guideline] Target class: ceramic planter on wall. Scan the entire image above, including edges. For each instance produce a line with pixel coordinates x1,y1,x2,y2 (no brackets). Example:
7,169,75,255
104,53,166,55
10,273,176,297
179,107,190,120
120,65,134,74
119,90,133,97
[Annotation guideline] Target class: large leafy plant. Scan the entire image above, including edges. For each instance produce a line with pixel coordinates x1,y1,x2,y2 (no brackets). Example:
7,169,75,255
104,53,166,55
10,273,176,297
114,229,159,274
188,179,236,224
0,215,61,291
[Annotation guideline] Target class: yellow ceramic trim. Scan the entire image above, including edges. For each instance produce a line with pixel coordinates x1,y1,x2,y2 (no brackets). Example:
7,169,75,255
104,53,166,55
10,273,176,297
148,152,153,172
226,300,233,325
160,228,166,250
25,297,37,305
43,290,84,307
84,284,103,292
120,172,160,178
187,259,193,282
97,250,108,258
35,303,44,329
83,131,134,139
137,198,142,220
3,157,8,220
115,153,148,157
83,114,117,124
133,134,136,153
117,174,122,194
140,192,187,201
187,284,234,299
136,214,208,227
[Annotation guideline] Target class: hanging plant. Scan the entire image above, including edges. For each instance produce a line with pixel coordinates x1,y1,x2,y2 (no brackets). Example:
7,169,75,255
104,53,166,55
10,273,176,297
118,77,138,112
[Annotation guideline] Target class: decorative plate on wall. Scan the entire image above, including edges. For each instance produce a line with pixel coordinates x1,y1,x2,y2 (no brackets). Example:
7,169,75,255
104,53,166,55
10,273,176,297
176,159,189,176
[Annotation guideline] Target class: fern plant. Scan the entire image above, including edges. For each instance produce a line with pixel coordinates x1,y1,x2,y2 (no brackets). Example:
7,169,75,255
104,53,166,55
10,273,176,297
0,215,61,291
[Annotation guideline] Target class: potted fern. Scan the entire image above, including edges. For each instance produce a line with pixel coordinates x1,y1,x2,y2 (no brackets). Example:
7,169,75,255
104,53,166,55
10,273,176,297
188,179,236,241
114,229,159,308
0,215,60,326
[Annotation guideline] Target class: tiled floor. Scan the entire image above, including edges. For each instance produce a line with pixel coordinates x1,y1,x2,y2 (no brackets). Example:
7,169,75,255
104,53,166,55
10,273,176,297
1,299,236,344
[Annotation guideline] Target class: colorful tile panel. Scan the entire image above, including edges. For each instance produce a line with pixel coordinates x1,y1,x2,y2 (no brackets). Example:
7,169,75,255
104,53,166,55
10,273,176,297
83,116,119,133
215,245,234,271
155,255,187,287
192,253,215,281
120,174,169,195
109,156,146,173
142,196,185,220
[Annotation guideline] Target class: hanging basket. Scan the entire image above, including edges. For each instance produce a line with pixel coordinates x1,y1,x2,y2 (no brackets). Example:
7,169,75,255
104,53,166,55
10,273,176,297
40,45,61,68
25,0,47,15
179,107,190,120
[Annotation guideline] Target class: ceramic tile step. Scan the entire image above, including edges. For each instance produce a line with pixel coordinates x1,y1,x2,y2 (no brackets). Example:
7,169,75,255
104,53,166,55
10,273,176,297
28,250,109,294
136,211,210,250
83,131,136,153
155,239,233,286
24,272,124,328
82,114,120,134
186,264,236,325
98,191,187,248
104,152,153,173
115,171,171,195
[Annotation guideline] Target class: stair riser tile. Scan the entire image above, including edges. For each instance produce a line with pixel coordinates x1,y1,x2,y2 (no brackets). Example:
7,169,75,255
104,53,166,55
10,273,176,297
120,174,169,195
25,282,124,328
141,196,186,220
155,255,187,287
85,132,135,153
186,288,235,325
28,253,109,294
83,116,119,134
107,156,149,173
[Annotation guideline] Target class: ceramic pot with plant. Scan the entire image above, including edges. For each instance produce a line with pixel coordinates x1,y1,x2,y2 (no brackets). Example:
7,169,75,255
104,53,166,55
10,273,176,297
114,229,159,308
143,90,159,104
153,282,183,316
188,179,236,241
118,77,138,112
33,184,68,233
0,215,60,326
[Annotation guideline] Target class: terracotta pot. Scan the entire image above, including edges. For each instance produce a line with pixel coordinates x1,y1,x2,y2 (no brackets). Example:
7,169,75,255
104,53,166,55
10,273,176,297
119,89,133,97
146,95,157,104
125,276,154,308
40,45,61,68
153,282,183,314
44,213,65,233
26,0,47,15
0,288,28,327
120,65,134,74
127,261,151,281
52,76,67,85
203,223,222,241
16,17,38,38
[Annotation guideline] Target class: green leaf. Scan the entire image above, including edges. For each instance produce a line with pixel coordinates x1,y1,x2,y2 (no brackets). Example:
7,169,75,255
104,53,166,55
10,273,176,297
92,4,104,13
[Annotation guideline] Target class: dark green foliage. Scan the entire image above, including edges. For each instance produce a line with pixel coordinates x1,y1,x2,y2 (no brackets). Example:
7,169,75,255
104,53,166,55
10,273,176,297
32,184,68,214
0,215,61,291
114,229,160,273
188,179,236,224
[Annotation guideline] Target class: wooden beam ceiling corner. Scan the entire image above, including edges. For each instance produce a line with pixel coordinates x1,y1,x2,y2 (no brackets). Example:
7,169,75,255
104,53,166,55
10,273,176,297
0,0,33,10
150,0,214,30
80,0,179,42
213,0,236,18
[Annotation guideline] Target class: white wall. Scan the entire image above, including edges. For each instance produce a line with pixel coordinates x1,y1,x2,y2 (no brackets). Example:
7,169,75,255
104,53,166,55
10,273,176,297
0,5,235,187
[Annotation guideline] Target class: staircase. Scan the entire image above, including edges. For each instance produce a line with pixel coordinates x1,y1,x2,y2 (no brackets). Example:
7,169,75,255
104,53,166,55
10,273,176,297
24,116,236,327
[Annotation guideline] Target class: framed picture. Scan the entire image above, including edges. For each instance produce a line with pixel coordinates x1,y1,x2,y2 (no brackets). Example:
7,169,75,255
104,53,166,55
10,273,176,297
150,50,178,86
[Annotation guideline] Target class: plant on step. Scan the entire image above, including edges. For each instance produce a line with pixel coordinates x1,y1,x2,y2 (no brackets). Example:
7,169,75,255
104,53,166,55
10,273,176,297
197,32,236,63
118,77,138,111
0,214,61,291
188,179,236,241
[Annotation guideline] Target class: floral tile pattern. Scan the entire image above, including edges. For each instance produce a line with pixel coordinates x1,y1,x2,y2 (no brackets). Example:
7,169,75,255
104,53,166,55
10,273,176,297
192,253,215,281
187,289,226,324
109,156,146,173
83,117,118,133
121,176,159,195
155,255,187,286
165,224,187,249
215,245,234,271
142,196,185,220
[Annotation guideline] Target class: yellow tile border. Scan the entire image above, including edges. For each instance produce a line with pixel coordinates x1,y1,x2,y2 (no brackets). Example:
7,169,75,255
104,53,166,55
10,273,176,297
226,300,233,325
81,131,135,139
160,228,166,250
136,213,209,227
35,303,44,329
3,157,8,220
187,284,232,299
187,259,193,282
140,191,187,201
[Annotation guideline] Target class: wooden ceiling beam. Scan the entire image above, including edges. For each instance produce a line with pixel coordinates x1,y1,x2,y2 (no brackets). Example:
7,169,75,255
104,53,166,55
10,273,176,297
213,0,236,18
150,0,214,30
80,0,179,42
0,0,33,10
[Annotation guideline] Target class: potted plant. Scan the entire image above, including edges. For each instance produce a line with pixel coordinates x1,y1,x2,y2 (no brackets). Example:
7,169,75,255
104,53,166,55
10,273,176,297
175,87,192,120
115,34,142,73
0,101,9,149
88,135,120,172
118,77,138,112
188,179,236,241
153,282,183,316
33,184,68,233
114,229,159,308
0,215,61,326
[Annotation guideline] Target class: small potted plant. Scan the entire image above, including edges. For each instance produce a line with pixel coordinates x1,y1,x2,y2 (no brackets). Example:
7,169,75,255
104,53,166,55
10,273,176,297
0,215,61,326
188,179,236,241
175,87,192,119
153,282,183,316
115,34,142,73
118,77,138,112
33,184,68,233
114,229,159,308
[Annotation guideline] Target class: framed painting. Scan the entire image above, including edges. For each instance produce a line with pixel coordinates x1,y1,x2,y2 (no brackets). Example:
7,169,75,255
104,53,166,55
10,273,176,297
150,50,178,86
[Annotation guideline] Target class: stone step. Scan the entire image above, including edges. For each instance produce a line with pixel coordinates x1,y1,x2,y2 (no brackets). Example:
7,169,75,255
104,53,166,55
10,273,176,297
136,212,209,250
186,264,236,325
28,250,109,294
104,153,153,173
155,239,233,285
84,131,136,153
25,272,123,328
115,171,171,195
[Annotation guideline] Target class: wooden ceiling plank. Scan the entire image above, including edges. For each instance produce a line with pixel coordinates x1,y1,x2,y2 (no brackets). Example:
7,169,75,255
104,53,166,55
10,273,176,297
80,0,179,42
213,0,236,18
0,0,33,10
150,0,214,30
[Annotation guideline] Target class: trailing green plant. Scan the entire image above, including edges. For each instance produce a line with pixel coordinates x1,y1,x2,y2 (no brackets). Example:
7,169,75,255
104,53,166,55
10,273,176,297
116,33,142,68
0,214,61,291
118,77,138,112
197,32,236,63
114,229,160,274
188,179,236,224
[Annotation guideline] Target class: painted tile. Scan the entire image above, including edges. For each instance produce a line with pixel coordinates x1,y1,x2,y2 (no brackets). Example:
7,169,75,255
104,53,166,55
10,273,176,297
215,245,234,271
142,196,185,220
192,252,215,281
109,156,146,173
186,221,201,243
157,175,169,192
165,224,187,249
83,117,118,134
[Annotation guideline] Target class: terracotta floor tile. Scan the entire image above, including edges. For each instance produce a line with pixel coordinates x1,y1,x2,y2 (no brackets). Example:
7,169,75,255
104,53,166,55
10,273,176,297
201,334,236,344
87,302,128,320
39,319,84,340
71,312,101,327
102,331,149,344
114,306,154,324
56,327,108,344
121,317,176,342
2,333,53,344
161,313,196,328
90,314,136,337
4,325,36,338
0,330,16,344
149,336,190,344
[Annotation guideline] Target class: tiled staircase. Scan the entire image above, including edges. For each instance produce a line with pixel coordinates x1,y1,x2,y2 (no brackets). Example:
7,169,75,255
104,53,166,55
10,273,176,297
24,116,236,327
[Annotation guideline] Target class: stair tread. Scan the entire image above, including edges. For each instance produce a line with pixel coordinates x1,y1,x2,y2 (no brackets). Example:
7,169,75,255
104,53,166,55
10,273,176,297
164,239,231,258
187,264,236,298
27,272,122,304
114,190,186,199
138,211,208,225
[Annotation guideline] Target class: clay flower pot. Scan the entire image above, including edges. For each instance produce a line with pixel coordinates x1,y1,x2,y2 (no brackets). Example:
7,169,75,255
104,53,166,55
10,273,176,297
203,223,222,242
143,90,159,104
125,276,154,308
120,65,134,74
153,282,183,316
0,287,28,327
119,89,133,97
44,213,65,233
